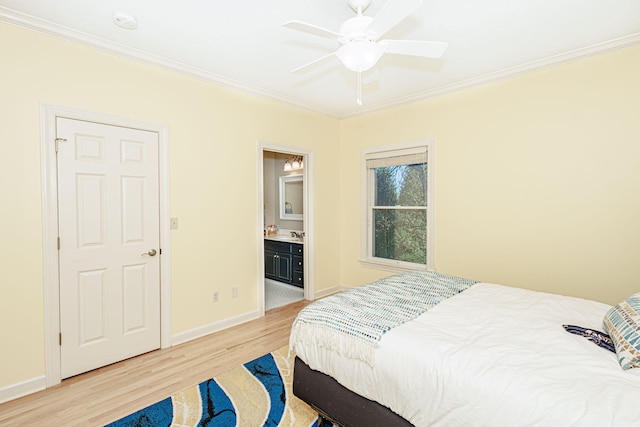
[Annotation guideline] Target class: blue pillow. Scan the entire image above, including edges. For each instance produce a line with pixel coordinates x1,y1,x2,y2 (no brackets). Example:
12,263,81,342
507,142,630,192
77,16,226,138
563,324,615,353
602,293,640,370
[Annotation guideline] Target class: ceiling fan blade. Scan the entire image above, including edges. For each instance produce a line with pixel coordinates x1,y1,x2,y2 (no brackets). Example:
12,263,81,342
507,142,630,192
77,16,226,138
283,20,342,40
380,39,448,58
366,0,423,39
291,52,337,73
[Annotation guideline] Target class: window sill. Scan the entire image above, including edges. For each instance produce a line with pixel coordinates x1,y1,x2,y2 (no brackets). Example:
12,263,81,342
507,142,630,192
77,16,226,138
359,258,430,274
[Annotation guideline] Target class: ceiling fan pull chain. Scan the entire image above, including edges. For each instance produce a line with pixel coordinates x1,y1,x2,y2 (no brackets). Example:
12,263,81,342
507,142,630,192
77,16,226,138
357,71,363,106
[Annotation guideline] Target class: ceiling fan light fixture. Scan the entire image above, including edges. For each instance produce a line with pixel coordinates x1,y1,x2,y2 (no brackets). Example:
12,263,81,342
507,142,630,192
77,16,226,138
336,40,384,72
285,0,447,106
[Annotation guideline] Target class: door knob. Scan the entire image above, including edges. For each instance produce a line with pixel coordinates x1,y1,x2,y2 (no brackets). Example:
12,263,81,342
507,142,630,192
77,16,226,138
142,249,157,257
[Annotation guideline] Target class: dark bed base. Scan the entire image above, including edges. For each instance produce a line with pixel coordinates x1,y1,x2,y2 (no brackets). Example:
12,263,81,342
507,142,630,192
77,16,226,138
292,356,414,427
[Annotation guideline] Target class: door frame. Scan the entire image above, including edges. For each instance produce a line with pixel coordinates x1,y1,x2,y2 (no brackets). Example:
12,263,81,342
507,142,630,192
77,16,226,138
40,104,172,387
257,141,314,312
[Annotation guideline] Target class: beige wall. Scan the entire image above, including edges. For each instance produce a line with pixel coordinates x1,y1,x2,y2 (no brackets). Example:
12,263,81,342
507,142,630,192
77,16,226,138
339,45,640,305
0,22,341,389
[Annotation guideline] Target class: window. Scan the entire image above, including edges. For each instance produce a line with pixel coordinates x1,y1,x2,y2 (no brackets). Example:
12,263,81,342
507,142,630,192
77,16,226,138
361,141,434,271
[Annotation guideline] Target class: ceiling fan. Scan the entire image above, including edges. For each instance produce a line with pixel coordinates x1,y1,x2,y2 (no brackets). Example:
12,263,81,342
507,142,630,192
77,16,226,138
283,0,448,106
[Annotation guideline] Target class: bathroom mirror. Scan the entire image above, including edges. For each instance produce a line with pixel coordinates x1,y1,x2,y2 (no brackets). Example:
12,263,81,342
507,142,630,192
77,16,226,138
279,174,303,221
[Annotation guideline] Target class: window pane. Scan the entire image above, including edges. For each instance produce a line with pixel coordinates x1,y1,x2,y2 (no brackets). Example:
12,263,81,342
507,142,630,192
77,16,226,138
373,209,427,264
374,163,427,207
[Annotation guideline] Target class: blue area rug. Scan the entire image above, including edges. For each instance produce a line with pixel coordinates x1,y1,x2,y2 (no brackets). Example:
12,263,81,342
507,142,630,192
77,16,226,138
107,347,318,427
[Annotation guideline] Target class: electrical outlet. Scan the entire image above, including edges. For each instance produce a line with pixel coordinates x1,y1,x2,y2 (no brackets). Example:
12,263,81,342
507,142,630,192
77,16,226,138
212,291,219,303
232,287,238,298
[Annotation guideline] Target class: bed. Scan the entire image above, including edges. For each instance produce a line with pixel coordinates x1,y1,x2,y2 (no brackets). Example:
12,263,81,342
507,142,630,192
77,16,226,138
289,271,640,426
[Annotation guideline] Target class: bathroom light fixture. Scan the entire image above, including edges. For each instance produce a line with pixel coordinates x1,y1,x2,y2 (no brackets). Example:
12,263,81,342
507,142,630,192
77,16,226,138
284,156,303,172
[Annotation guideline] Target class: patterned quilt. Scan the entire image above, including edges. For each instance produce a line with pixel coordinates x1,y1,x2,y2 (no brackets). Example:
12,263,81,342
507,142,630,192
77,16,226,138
289,270,477,365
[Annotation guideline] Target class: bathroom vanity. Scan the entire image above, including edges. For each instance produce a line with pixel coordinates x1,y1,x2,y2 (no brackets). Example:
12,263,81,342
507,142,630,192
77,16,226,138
264,237,303,288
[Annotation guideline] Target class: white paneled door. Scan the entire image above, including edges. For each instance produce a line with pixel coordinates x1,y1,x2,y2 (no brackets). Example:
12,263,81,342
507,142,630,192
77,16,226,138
56,118,160,379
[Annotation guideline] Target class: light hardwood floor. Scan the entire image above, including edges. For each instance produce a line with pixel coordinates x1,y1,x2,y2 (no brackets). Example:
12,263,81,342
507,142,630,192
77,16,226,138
0,300,311,426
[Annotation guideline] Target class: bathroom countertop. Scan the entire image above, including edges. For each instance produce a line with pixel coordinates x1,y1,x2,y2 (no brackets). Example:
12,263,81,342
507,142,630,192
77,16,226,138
264,235,304,244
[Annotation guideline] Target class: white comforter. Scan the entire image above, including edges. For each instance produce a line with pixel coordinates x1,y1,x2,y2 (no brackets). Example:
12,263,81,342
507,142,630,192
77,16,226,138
292,283,640,426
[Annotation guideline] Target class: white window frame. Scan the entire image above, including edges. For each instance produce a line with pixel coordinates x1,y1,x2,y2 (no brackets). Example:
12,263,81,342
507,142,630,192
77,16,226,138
360,139,435,272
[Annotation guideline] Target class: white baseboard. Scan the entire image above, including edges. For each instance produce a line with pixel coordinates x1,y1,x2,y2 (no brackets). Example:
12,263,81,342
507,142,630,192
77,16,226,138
313,284,346,299
171,309,262,346
172,284,346,346
0,376,46,404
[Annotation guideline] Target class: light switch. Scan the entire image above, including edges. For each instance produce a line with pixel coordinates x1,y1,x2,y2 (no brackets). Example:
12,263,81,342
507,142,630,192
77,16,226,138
170,217,179,230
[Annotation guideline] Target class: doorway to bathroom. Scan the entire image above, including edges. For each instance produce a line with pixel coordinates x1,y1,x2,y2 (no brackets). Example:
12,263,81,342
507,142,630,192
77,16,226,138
258,142,313,312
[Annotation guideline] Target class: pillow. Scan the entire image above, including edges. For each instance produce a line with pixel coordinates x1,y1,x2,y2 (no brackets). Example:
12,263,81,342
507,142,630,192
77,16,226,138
602,293,640,370
563,324,615,353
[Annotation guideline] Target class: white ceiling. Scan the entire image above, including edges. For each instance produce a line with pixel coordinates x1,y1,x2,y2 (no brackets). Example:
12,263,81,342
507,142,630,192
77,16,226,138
1,0,639,118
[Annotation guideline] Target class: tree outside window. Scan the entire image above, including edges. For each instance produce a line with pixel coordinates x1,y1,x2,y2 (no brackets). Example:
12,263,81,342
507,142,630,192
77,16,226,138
373,162,427,265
